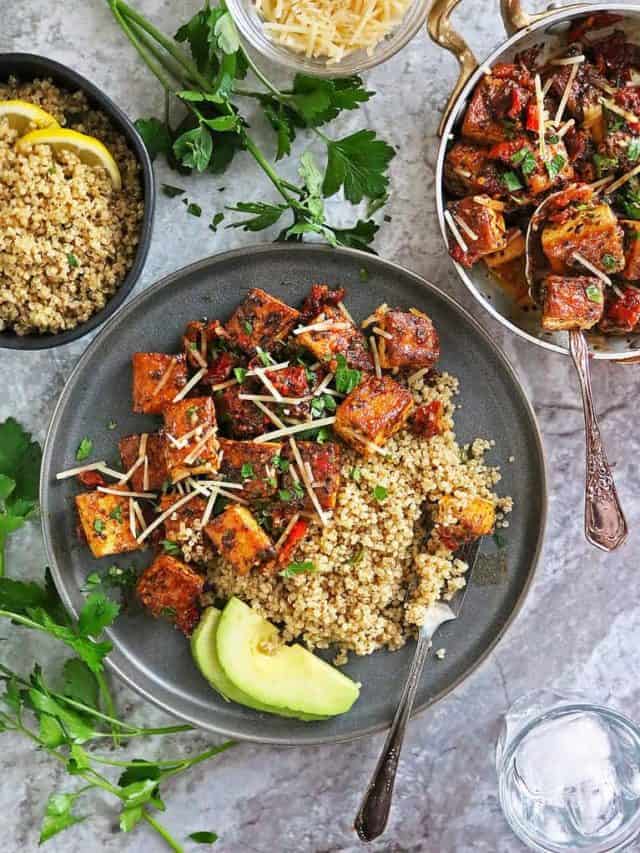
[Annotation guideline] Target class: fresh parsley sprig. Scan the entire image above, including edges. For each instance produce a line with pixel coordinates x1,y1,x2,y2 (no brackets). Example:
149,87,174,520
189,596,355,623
108,0,394,252
0,418,42,577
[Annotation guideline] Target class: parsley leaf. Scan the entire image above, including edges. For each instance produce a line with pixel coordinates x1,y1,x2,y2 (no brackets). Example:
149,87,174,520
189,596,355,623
511,147,537,176
0,418,42,575
39,791,87,844
162,184,186,198
75,437,92,461
334,355,361,394
227,201,288,231
62,658,100,710
173,125,213,172
280,561,317,577
601,253,618,270
67,253,79,268
501,171,522,192
323,130,395,203
586,284,603,304
240,462,254,479
546,154,566,180
161,539,182,556
186,202,202,217
134,117,172,161
629,139,640,162
594,153,618,177
233,366,247,383
78,593,120,638
373,485,388,501
189,831,219,844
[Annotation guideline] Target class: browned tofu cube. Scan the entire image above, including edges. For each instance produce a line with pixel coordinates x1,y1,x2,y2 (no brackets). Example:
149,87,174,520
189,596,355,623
159,494,208,545
296,304,373,372
541,202,625,275
205,504,276,575
132,353,188,415
375,307,440,370
163,397,219,482
435,495,496,550
218,438,281,501
443,142,505,198
484,229,525,268
461,75,530,144
136,554,204,635
216,384,273,439
225,288,299,353
448,197,507,265
119,433,168,492
527,141,574,196
280,440,342,512
334,375,414,455
76,490,143,558
621,220,640,281
541,275,604,331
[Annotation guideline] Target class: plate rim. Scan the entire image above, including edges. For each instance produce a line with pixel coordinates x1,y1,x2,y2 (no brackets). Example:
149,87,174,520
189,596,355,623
40,242,548,745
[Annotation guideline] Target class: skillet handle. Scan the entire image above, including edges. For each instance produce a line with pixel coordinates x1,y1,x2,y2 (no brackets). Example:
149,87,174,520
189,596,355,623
500,0,599,35
427,0,478,136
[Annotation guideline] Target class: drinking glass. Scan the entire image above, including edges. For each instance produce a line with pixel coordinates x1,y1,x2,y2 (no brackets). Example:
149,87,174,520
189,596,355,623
496,689,640,852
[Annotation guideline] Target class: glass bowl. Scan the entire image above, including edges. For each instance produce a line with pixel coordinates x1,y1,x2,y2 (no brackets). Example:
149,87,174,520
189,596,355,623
227,0,430,77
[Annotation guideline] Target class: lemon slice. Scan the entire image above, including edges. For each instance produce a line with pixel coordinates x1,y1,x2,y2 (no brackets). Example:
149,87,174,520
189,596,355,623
0,99,59,134
17,127,122,190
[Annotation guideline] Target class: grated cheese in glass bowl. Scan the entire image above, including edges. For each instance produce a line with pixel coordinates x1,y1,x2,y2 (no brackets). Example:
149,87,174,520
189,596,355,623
227,0,430,76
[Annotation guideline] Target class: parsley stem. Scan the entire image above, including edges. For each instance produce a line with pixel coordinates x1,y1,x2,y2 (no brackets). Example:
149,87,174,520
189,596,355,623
237,48,282,98
112,4,176,95
95,669,120,747
143,812,184,853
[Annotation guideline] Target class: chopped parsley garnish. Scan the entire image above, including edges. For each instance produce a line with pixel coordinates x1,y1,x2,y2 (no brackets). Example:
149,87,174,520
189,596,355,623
265,476,277,488
243,320,253,335
594,153,618,177
349,548,364,565
315,426,331,444
586,285,603,304
186,404,199,419
160,606,177,618
274,455,289,472
109,505,122,523
93,519,106,535
279,561,317,577
545,154,566,180
620,184,640,219
511,147,536,176
602,253,618,270
629,139,640,162
493,531,507,549
292,481,304,499
186,202,202,217
75,437,93,461
67,252,79,268
161,539,182,556
311,395,335,416
350,467,362,482
161,184,185,198
107,420,117,430
373,485,388,501
256,348,274,367
240,462,255,479
209,212,225,232
501,171,522,192
359,267,369,282
334,354,361,395
234,367,247,384
278,488,293,502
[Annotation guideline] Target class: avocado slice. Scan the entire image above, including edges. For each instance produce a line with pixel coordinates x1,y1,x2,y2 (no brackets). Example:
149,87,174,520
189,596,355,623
191,607,324,721
216,597,360,717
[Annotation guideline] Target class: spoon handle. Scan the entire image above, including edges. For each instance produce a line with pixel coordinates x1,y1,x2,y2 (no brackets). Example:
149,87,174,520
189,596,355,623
569,330,628,551
354,631,432,842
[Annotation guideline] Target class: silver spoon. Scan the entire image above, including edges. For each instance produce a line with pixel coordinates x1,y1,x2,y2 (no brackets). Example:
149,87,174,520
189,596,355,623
525,187,627,551
354,540,480,842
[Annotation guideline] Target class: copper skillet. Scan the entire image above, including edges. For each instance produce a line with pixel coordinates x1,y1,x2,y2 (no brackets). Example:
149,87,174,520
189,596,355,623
429,0,635,550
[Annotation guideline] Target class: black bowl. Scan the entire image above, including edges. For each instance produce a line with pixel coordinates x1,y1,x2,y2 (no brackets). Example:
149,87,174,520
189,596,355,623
0,53,155,350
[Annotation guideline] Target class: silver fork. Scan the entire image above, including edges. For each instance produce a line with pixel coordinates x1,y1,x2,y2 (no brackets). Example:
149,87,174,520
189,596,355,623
354,540,482,842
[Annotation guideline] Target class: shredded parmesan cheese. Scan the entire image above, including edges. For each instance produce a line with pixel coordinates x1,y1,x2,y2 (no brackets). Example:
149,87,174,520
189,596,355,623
189,346,207,369
239,393,311,404
372,326,392,340
150,359,176,398
293,321,351,335
554,62,579,125
473,196,506,211
407,366,430,386
369,335,382,379
208,379,238,392
172,367,207,403
143,456,149,492
453,213,478,242
535,73,546,157
444,210,469,253
253,416,336,443
252,398,286,430
572,251,612,285
557,118,575,138
603,163,640,196
550,54,585,65
314,372,334,396
337,302,355,324
97,486,157,499
183,427,217,465
256,0,413,63
118,455,145,486
600,97,640,125
132,499,146,532
274,512,301,550
288,438,327,525
56,461,109,480
201,486,220,527
129,497,136,538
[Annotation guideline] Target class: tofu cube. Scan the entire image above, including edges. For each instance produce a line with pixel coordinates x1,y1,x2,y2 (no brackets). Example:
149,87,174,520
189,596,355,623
448,197,507,264
622,220,640,281
280,440,342,511
76,490,143,558
132,353,188,415
444,142,503,198
334,375,414,455
163,397,219,482
526,141,574,196
136,554,204,635
296,304,373,372
159,494,208,547
225,288,299,353
461,75,529,144
435,495,496,549
541,202,625,275
119,433,168,492
218,438,282,501
375,308,440,370
484,229,525,268
541,275,604,331
215,384,272,439
205,505,275,575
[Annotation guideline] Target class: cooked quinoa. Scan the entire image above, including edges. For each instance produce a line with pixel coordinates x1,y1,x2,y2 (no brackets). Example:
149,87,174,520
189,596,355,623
0,78,143,335
207,372,512,662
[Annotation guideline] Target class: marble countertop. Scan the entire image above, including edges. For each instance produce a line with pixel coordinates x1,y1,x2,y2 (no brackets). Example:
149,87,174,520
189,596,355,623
3,1,640,850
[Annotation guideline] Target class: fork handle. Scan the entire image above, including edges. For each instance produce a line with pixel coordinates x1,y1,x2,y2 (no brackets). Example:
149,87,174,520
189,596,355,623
354,632,432,842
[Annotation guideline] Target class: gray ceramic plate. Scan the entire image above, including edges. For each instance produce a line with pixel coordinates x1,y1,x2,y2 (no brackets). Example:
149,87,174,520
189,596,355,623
40,244,546,745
